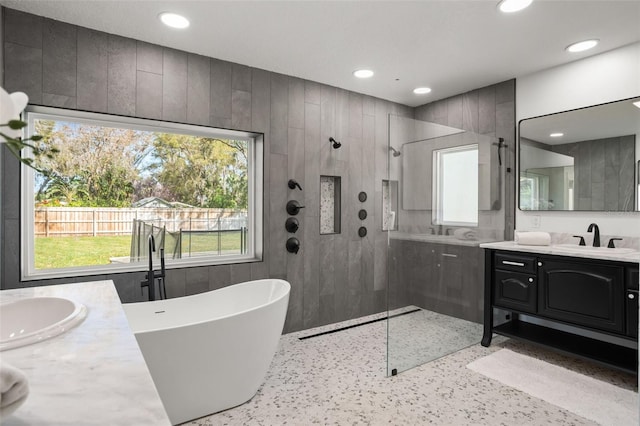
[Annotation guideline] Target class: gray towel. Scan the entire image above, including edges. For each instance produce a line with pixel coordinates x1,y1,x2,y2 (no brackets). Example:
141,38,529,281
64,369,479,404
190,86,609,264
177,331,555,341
0,361,29,419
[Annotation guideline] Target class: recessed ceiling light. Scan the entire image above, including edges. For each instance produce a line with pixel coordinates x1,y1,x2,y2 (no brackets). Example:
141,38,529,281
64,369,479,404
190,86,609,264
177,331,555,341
633,101,640,109
497,0,533,13
550,132,564,138
566,39,599,53
159,12,190,29
353,69,374,79
413,87,432,95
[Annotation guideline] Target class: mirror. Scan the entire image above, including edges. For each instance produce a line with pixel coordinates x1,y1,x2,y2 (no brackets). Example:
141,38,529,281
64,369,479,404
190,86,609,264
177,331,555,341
519,96,640,211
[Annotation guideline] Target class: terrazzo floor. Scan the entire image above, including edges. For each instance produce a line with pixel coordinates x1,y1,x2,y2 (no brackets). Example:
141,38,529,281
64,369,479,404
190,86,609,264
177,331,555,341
183,308,637,426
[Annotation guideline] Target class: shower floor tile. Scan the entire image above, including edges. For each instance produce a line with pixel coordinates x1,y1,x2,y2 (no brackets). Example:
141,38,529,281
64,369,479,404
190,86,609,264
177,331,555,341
183,308,635,426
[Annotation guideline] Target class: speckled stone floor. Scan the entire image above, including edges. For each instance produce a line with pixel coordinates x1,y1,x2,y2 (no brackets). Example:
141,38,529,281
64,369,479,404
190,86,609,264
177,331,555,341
183,309,637,426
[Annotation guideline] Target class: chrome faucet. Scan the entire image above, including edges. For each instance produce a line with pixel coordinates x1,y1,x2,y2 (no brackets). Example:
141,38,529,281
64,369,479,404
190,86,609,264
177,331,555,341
587,223,600,247
141,234,166,301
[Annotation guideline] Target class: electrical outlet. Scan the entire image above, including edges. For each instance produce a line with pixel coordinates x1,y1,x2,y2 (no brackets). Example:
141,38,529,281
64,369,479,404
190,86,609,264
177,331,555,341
531,215,541,228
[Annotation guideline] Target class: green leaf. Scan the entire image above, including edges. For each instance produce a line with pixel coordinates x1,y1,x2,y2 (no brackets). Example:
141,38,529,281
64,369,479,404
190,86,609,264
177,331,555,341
8,120,27,130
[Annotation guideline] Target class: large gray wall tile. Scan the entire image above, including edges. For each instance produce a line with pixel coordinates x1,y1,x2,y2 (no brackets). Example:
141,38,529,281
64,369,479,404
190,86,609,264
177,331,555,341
348,92,363,139
251,68,271,133
42,93,76,109
136,71,163,119
232,90,252,130
270,73,289,155
3,42,42,103
4,8,42,48
232,63,252,92
77,28,108,112
187,53,211,126
43,20,76,97
288,78,305,130
210,58,232,121
108,35,136,116
162,48,187,122
136,41,163,74
305,80,321,105
269,153,288,277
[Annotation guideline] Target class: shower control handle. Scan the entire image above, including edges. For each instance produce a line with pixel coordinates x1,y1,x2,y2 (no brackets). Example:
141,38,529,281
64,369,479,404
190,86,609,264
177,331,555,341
285,217,299,233
288,179,303,191
286,200,305,215
286,237,300,254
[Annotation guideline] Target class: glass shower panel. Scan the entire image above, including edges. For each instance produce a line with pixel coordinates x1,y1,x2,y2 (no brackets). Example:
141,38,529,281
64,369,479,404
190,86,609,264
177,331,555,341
387,114,505,376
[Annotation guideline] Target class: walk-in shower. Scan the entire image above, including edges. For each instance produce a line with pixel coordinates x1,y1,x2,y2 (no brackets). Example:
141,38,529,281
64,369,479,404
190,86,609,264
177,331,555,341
386,114,506,375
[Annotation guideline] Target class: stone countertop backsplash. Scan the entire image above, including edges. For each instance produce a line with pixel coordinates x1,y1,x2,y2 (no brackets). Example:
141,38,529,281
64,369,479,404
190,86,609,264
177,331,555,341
0,281,171,426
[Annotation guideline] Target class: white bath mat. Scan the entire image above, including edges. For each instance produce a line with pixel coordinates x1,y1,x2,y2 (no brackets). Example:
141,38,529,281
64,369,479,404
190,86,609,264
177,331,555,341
467,349,638,426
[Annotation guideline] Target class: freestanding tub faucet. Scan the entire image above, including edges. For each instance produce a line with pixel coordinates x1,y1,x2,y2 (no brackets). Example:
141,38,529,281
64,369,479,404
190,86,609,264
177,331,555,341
141,234,166,301
587,223,600,247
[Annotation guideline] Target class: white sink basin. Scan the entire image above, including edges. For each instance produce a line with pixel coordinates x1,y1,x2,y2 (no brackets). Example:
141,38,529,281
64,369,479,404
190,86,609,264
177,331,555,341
0,297,87,351
552,244,637,255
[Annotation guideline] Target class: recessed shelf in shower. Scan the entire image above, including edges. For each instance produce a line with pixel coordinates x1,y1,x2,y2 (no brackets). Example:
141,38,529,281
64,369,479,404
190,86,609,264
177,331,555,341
320,175,341,235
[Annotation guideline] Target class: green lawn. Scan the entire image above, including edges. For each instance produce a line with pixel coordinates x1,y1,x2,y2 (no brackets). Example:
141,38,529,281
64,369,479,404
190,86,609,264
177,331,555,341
35,231,244,269
35,235,132,269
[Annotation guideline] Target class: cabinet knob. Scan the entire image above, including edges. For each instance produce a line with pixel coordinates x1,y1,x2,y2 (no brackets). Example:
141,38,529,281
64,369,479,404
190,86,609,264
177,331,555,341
528,277,534,283
629,293,636,300
537,261,543,267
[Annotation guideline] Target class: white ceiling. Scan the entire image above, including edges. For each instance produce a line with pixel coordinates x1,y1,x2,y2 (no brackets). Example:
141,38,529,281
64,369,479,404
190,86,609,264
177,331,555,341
1,1,639,107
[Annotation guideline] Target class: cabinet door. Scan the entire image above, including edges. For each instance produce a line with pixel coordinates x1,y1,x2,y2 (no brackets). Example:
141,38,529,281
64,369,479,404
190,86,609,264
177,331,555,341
538,258,624,333
494,269,537,313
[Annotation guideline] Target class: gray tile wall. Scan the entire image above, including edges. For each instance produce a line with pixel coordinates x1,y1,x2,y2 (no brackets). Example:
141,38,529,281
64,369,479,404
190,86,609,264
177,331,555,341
1,8,414,333
552,135,635,211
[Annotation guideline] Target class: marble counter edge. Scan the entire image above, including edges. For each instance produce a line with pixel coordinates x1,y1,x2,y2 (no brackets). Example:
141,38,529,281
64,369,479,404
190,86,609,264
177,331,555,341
389,232,494,247
480,241,640,263
0,280,171,426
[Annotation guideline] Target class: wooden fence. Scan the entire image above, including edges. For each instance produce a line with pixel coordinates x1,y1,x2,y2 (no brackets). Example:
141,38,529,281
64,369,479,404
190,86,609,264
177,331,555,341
34,207,247,237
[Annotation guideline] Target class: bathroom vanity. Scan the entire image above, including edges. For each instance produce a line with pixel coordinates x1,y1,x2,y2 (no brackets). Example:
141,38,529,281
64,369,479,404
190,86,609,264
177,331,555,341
481,242,639,374
0,281,171,425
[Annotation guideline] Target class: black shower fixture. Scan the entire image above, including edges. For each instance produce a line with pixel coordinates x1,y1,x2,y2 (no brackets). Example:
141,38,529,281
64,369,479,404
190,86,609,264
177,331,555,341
493,137,507,166
288,179,303,190
286,200,305,215
388,146,401,157
329,137,342,149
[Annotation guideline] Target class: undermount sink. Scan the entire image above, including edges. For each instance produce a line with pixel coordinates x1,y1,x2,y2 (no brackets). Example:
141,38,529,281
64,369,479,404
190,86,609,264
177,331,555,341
552,244,637,255
0,297,87,351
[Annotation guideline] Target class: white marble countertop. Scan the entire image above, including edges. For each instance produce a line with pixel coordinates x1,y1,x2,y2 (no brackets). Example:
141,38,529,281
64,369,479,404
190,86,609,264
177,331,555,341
480,241,640,263
389,232,496,247
0,280,171,426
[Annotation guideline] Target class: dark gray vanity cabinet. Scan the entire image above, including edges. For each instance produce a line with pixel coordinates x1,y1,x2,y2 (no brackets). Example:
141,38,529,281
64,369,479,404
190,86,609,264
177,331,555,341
390,239,483,323
482,249,638,374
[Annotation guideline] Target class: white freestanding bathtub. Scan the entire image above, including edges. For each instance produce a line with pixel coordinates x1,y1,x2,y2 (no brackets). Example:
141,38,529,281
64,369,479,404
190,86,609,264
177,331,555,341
123,279,290,425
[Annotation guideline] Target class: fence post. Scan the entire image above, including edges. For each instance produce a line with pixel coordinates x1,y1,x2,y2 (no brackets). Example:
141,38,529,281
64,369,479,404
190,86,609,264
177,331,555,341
92,209,97,237
45,209,49,237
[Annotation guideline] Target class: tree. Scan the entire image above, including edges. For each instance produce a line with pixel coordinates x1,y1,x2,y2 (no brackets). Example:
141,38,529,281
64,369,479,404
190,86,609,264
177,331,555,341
34,121,153,206
151,134,248,208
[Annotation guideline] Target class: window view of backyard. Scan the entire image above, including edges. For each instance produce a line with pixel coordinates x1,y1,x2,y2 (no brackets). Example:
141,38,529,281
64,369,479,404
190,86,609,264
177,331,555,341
28,113,251,272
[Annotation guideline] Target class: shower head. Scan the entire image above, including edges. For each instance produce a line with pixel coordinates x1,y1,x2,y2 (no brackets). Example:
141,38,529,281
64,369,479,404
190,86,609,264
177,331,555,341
329,137,342,149
389,146,401,157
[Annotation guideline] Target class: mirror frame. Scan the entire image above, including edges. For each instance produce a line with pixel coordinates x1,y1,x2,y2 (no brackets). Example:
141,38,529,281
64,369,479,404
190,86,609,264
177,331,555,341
518,96,640,212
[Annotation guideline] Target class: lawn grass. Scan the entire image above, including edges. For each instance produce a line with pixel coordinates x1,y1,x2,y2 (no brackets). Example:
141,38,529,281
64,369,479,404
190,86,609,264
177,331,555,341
35,235,132,269
35,231,244,269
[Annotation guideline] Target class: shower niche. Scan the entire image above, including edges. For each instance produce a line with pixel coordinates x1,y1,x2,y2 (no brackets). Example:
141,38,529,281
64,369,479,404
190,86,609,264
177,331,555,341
320,175,341,235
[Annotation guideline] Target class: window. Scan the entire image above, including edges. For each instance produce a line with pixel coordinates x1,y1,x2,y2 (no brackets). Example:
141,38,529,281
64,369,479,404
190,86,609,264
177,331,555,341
22,106,263,280
433,144,478,226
